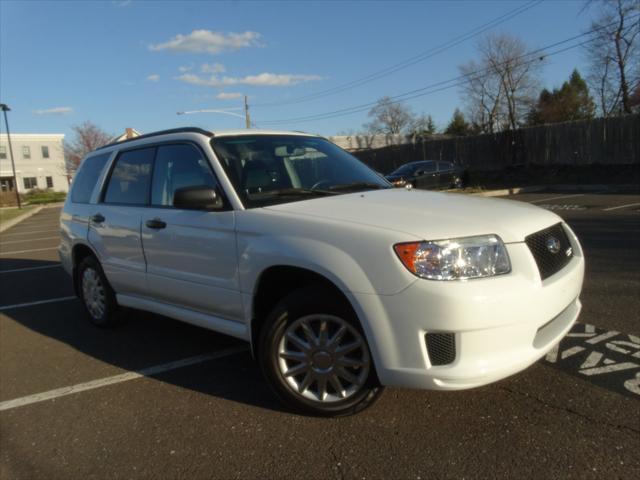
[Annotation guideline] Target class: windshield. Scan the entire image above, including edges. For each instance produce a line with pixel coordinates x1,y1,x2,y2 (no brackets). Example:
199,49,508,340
211,135,390,208
390,163,418,176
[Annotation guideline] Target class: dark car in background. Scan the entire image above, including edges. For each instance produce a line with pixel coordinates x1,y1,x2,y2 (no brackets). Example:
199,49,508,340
385,160,468,190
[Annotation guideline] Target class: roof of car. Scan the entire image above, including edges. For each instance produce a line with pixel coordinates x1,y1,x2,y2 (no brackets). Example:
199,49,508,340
212,129,319,138
95,127,321,152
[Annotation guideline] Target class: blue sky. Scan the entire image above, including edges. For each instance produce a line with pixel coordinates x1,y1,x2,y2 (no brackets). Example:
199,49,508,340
0,0,598,139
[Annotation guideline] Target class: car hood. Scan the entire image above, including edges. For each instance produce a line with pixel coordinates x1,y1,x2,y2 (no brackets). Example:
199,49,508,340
263,188,561,243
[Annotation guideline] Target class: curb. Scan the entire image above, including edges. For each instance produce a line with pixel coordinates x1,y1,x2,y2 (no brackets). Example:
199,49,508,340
0,206,45,233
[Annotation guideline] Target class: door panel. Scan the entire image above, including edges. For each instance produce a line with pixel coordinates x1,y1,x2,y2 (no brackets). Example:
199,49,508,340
437,162,454,188
418,163,438,189
141,143,243,322
141,208,242,321
88,206,146,295
87,147,155,296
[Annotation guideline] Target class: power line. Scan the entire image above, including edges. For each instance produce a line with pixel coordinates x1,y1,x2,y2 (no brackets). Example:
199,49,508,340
252,0,543,108
260,16,638,126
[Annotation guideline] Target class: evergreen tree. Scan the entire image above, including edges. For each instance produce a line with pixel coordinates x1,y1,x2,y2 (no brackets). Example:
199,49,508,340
528,69,596,125
444,109,471,136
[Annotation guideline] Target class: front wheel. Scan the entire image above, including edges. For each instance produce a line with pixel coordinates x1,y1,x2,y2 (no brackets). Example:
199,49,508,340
258,286,383,416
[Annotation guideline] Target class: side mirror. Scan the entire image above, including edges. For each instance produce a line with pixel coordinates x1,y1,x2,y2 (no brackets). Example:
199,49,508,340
173,186,224,211
414,170,424,176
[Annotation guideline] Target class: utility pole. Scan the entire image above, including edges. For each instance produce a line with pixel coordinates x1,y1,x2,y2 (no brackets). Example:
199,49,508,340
244,95,251,129
0,103,21,209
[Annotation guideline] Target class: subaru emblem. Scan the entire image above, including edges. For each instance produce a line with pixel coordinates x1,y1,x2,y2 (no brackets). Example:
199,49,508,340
546,236,561,254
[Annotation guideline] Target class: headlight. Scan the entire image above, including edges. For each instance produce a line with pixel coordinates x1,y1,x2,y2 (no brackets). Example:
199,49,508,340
393,235,511,280
392,179,406,187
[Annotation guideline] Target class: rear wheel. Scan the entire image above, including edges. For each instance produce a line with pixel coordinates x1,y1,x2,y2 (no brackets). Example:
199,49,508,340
258,286,383,416
77,256,122,327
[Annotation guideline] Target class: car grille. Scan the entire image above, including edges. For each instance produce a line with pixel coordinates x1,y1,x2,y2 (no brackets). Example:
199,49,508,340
525,223,573,280
425,333,456,366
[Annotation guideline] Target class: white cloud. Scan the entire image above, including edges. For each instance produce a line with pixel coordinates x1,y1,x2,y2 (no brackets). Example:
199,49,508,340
177,72,322,88
201,62,225,74
178,65,192,73
216,92,243,100
150,30,262,55
146,74,160,82
33,107,73,116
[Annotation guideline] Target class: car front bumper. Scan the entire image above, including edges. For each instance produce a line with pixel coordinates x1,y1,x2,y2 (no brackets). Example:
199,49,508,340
349,225,585,390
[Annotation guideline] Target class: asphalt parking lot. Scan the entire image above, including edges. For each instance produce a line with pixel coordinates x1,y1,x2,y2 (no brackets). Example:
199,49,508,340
1,192,639,479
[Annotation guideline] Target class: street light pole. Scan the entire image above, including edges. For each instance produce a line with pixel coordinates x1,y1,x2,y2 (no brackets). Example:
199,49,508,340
244,95,251,129
0,103,21,209
177,106,256,128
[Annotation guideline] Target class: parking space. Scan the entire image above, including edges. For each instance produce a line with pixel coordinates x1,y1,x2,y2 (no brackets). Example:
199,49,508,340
505,190,640,214
1,200,639,479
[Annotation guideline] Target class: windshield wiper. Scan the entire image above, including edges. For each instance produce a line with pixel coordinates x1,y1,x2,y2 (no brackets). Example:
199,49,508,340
328,182,388,192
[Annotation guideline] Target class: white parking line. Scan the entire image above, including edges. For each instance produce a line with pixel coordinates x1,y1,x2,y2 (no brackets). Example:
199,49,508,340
0,264,62,274
531,194,585,204
0,247,58,256
0,346,249,412
0,296,76,311
603,202,640,212
1,229,60,237
1,236,59,245
9,224,59,231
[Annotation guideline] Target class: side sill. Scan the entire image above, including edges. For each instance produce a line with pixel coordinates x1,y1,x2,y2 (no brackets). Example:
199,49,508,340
116,294,250,341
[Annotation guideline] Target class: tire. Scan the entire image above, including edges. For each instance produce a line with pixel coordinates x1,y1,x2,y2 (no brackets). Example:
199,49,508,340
77,255,123,328
258,285,384,417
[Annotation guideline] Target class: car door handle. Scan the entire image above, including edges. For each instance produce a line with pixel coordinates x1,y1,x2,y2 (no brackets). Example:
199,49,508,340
90,213,105,224
145,218,167,230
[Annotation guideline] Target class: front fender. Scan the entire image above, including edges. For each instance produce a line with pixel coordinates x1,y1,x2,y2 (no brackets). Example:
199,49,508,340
235,209,418,298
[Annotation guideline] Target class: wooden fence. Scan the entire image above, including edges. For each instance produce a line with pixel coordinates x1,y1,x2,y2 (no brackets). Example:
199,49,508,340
352,114,639,173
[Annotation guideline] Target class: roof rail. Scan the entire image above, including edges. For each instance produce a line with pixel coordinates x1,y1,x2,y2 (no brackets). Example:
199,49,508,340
96,127,214,151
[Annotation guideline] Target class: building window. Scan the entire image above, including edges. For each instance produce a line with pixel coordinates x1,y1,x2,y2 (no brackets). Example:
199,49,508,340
0,146,6,159
0,177,14,192
22,146,31,159
42,146,50,158
46,176,54,188
23,177,38,189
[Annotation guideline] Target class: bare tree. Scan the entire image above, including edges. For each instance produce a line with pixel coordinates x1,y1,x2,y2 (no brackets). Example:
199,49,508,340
459,33,544,132
64,121,112,171
364,97,415,135
584,0,640,116
460,59,505,133
409,114,437,137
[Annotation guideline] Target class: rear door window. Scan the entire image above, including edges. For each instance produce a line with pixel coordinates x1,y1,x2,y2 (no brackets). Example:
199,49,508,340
103,148,155,205
71,153,111,203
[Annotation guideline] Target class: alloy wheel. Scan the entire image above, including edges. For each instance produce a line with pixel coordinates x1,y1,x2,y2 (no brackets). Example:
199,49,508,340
277,314,371,403
82,268,106,320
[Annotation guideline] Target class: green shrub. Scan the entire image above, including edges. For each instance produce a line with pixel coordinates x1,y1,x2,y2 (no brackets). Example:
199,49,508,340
25,190,67,204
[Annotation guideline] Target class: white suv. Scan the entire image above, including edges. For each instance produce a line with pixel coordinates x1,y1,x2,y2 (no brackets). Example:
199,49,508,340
59,128,584,416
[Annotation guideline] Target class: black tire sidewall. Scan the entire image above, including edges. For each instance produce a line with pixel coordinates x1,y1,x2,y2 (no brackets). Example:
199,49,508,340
258,286,382,417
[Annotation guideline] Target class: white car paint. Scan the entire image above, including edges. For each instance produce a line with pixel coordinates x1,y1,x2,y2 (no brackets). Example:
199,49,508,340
59,129,584,392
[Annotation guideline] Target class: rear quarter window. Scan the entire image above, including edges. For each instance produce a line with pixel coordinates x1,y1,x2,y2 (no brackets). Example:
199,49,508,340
70,153,111,203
